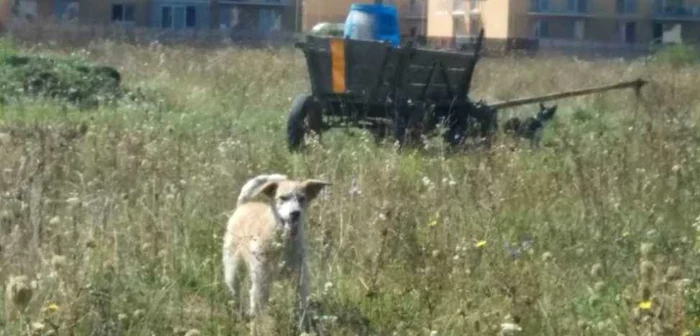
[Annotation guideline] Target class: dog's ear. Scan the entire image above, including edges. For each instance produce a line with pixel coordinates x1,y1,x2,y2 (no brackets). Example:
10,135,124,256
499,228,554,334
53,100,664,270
255,181,280,199
301,179,332,201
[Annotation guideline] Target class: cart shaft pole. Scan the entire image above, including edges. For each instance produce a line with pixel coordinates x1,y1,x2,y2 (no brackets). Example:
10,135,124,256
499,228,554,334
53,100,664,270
489,78,647,110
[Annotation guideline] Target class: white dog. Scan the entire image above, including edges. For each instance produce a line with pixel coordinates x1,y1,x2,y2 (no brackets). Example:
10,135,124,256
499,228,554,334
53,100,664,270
222,173,331,330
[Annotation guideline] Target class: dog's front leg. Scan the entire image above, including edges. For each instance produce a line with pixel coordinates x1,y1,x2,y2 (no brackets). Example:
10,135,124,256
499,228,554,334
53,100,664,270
295,258,312,332
298,261,309,308
247,258,271,319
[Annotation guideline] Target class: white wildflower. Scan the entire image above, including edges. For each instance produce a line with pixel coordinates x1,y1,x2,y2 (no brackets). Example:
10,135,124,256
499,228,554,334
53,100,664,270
349,178,361,197
66,197,81,207
323,281,333,295
184,330,201,336
500,322,522,333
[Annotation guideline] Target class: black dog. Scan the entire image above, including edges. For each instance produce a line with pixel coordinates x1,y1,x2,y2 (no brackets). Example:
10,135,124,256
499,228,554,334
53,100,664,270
502,103,557,148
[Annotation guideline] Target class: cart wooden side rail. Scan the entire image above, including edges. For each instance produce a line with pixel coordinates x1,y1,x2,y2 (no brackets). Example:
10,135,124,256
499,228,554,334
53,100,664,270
294,29,485,107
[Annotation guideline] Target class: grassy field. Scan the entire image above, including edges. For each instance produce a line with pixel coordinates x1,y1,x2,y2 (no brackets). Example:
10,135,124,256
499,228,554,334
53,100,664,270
0,38,699,336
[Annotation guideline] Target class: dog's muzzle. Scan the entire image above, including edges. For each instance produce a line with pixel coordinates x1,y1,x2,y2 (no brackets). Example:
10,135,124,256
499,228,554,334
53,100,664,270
283,211,301,239
289,210,300,223
282,221,299,240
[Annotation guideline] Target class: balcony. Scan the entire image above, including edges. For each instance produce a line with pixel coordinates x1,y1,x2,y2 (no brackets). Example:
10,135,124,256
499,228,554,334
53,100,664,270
528,0,592,17
455,34,480,45
528,8,593,18
453,0,481,17
220,0,291,6
653,5,700,21
453,0,465,16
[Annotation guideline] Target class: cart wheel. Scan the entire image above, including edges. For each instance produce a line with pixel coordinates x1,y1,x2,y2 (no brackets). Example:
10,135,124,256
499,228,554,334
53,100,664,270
392,111,408,146
442,112,467,147
392,104,422,148
287,94,323,152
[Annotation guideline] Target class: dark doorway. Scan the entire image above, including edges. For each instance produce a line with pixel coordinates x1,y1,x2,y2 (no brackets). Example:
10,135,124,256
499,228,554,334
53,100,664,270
652,22,663,43
624,21,636,43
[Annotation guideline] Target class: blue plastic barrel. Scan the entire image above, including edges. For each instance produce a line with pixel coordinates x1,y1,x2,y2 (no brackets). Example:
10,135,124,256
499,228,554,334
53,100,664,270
343,3,400,47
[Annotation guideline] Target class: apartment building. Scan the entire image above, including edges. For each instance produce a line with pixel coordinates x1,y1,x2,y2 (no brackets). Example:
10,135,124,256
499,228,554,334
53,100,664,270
301,0,428,37
2,0,425,37
0,0,54,24
428,0,700,47
1,0,299,33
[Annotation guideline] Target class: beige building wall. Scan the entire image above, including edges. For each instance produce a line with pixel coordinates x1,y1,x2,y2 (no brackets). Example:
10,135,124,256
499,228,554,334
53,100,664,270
426,0,453,37
480,0,509,38
430,0,700,45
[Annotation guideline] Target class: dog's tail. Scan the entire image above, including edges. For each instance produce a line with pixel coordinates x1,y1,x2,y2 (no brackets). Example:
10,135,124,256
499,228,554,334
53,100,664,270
236,174,288,207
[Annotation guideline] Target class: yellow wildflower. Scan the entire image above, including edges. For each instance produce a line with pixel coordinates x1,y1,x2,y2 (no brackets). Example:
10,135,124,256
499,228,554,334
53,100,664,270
428,219,438,228
475,240,487,248
41,303,59,314
638,300,652,310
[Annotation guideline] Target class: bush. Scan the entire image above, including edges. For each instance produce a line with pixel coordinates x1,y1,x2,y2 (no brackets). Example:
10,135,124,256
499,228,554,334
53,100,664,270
650,43,700,67
0,47,156,109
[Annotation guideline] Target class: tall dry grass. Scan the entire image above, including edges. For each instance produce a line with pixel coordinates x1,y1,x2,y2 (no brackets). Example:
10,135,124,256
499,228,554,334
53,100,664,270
0,39,699,335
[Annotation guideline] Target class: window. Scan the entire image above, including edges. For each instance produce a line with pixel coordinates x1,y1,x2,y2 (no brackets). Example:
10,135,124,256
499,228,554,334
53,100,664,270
258,8,281,33
452,16,467,36
469,18,480,35
654,0,665,13
619,21,636,43
111,3,135,23
616,0,637,14
185,6,196,27
656,0,686,14
530,0,549,11
567,0,587,13
469,0,478,10
162,6,172,28
533,20,549,38
161,5,196,29
573,19,585,40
